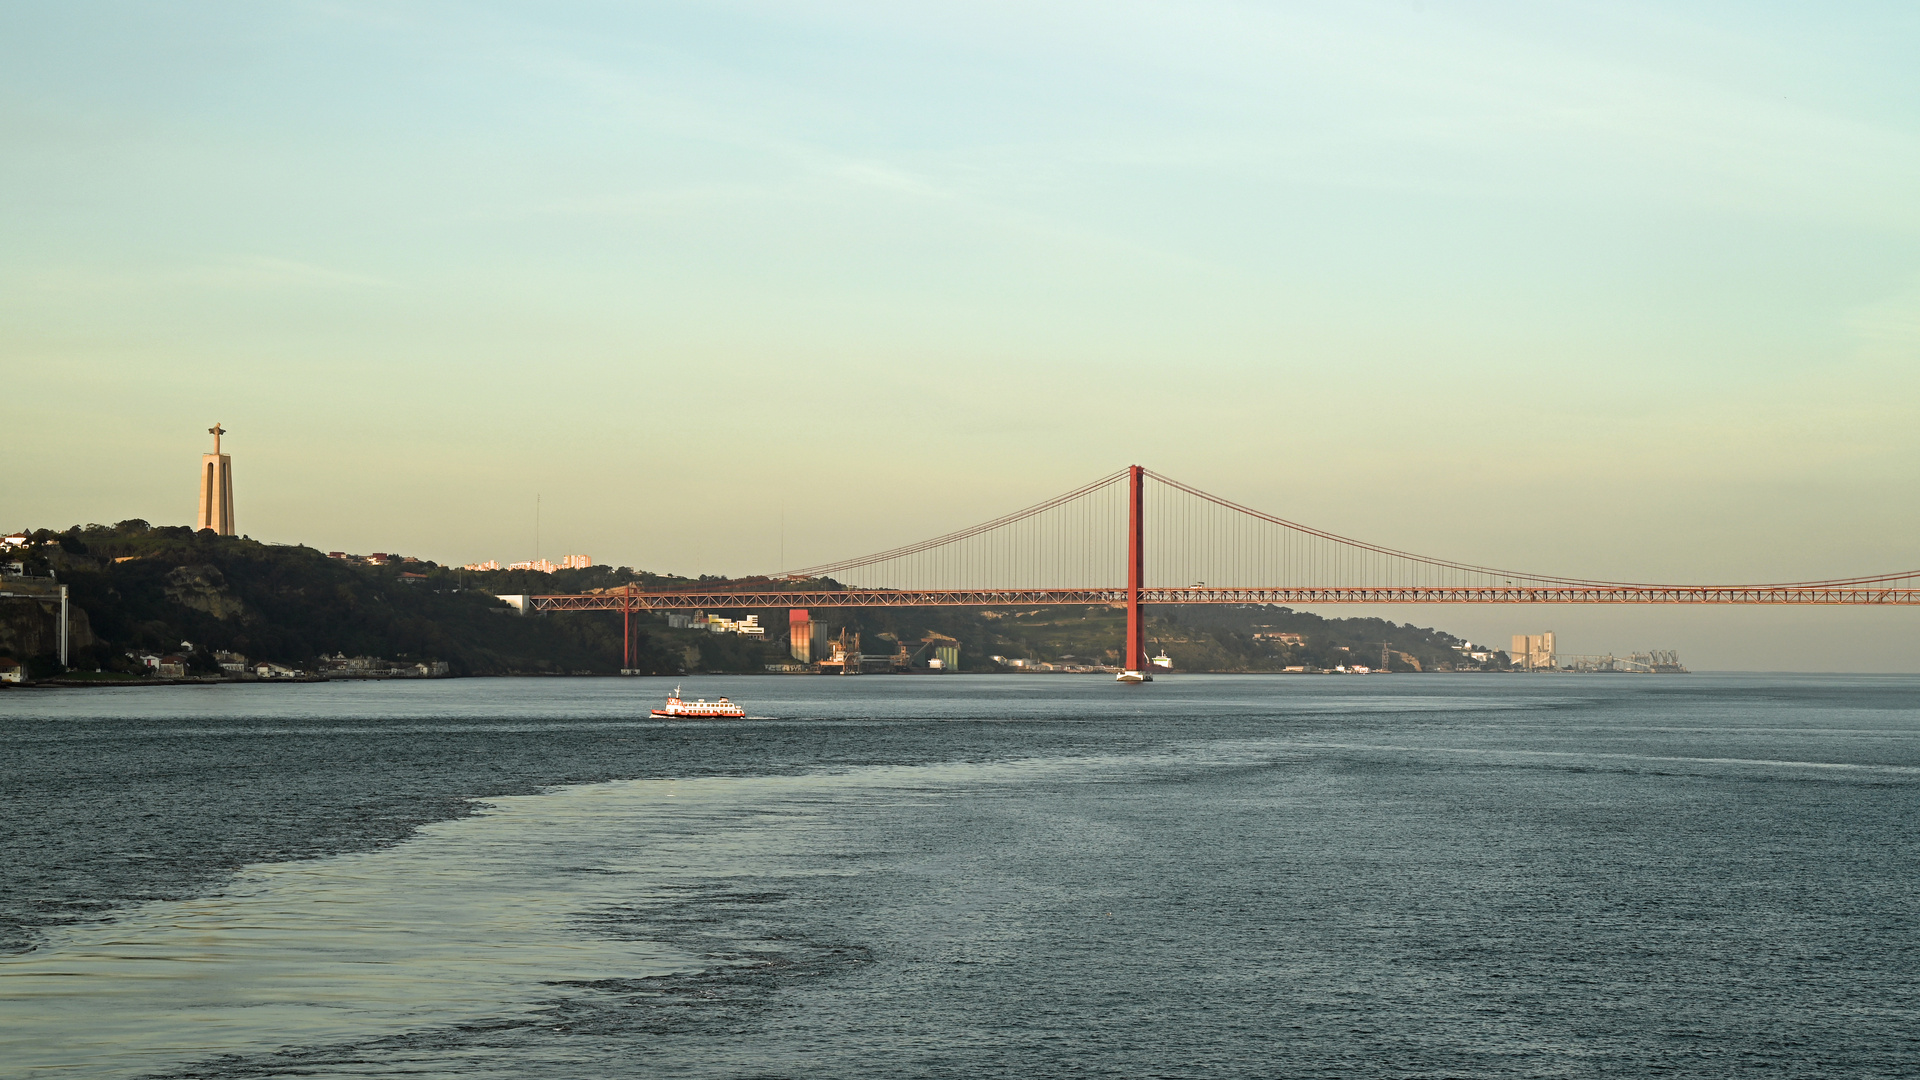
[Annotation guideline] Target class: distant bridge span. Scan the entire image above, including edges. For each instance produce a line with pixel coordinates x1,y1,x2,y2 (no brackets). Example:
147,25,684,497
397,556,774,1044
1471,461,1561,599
526,466,1920,673
535,585,1920,613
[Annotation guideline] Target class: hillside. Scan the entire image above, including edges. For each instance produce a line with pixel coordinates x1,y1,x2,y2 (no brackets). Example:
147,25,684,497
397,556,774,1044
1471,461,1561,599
791,604,1507,673
2,521,1511,679
3,522,675,677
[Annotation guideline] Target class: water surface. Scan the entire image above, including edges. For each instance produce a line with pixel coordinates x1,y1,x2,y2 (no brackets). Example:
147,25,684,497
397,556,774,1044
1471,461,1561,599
3,674,1916,1077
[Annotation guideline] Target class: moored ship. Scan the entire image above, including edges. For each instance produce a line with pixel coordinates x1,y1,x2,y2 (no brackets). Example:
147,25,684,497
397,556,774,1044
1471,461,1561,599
651,687,746,719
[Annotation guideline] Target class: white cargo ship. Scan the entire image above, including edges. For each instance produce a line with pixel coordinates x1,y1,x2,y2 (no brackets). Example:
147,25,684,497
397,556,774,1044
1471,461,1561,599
650,687,746,719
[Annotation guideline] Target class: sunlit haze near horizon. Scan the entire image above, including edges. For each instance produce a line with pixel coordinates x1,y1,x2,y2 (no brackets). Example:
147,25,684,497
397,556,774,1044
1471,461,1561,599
5,1,1918,670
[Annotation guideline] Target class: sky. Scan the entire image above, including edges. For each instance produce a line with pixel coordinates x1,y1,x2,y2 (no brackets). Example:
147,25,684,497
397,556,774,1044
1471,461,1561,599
4,1,1918,669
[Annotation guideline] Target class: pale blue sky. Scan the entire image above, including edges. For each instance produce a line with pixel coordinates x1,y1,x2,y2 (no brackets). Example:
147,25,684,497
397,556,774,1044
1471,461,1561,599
5,2,1918,667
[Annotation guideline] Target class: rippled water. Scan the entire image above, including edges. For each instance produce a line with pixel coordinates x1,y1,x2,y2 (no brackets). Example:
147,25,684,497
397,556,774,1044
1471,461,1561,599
3,674,1917,1077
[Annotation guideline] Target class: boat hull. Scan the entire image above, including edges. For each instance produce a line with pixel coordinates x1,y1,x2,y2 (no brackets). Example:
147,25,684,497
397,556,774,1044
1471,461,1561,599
1115,670,1154,683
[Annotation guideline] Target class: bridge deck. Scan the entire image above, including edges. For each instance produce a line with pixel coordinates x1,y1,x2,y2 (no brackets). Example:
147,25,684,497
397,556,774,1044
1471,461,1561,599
531,586,1920,612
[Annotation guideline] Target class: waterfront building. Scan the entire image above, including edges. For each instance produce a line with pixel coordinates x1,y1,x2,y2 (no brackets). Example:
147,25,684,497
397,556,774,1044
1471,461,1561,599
700,613,764,636
789,609,813,663
1511,632,1557,671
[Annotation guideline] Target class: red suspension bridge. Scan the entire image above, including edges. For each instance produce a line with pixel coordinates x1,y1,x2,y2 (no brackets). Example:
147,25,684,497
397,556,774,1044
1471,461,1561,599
532,466,1920,676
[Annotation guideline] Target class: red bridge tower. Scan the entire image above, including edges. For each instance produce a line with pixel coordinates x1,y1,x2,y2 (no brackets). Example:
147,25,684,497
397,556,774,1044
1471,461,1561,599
1121,464,1151,683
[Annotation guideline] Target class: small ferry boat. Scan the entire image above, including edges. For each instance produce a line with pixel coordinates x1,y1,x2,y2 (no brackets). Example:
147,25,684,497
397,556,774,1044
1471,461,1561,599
651,687,746,719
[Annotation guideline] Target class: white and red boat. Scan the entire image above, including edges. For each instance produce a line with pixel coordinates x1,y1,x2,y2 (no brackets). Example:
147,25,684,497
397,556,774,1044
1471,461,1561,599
651,686,746,719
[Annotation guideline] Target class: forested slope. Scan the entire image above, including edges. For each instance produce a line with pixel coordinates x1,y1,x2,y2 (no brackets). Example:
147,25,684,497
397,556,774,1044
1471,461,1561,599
4,522,1509,678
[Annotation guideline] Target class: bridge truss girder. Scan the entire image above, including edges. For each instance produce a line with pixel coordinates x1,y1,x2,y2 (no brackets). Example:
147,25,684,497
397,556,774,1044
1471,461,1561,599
531,585,1920,614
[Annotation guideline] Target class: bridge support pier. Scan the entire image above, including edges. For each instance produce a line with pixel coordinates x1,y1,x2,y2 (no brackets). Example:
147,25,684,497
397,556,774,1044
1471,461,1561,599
620,586,635,674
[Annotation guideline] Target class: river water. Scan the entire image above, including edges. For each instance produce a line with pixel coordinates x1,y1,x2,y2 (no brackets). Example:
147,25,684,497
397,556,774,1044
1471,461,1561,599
2,674,1916,1078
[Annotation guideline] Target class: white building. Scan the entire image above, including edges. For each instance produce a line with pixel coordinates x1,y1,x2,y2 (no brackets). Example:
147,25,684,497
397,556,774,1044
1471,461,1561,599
701,613,765,636
1511,632,1557,671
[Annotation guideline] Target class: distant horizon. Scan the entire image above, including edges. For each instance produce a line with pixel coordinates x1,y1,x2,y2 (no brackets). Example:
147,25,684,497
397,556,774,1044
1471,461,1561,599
7,2,1917,671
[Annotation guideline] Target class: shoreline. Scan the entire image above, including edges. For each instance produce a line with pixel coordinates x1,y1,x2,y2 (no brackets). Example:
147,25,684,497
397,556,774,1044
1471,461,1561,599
2,668,1701,690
